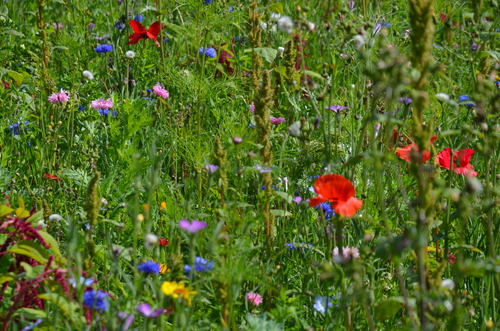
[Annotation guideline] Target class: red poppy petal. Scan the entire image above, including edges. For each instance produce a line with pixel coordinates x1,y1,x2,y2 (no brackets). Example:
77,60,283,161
422,151,430,163
313,174,355,202
334,197,363,217
129,20,146,33
309,196,327,207
128,34,143,44
147,21,161,38
396,144,418,162
437,148,452,169
454,165,478,177
430,136,438,144
456,148,474,167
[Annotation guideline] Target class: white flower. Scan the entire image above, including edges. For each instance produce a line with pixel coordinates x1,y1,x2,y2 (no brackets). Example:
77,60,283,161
101,197,108,206
48,214,63,222
37,220,46,228
435,93,450,102
278,46,285,55
353,35,366,49
278,16,294,34
289,121,302,137
125,50,136,58
144,233,158,250
259,22,268,31
441,278,455,291
270,12,281,20
82,70,94,80
444,300,453,312
306,21,316,31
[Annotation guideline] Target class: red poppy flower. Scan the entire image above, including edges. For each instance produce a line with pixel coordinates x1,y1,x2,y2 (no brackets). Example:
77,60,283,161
128,20,161,47
395,136,437,163
43,173,62,181
158,238,169,246
309,174,363,217
437,148,478,177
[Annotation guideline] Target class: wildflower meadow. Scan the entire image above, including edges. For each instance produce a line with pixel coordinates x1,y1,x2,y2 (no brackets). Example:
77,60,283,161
1,0,500,330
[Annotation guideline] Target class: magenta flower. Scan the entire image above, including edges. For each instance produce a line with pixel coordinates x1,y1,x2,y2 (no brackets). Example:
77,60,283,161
270,116,286,125
136,303,164,317
48,89,70,104
91,98,114,109
118,312,135,330
179,219,208,233
325,105,348,112
246,292,263,306
153,84,169,99
249,102,255,114
292,196,302,204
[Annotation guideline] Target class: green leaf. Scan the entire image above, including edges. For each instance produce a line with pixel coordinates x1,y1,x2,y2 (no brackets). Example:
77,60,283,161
13,308,47,320
2,30,25,37
252,47,278,63
302,70,325,81
37,293,85,327
140,5,158,13
270,209,292,217
38,231,66,266
0,273,16,285
374,297,414,321
20,262,45,280
275,191,292,204
9,241,49,264
8,71,24,86
26,210,43,225
21,92,35,110
266,3,284,14
481,51,500,60
0,5,8,16
0,204,14,217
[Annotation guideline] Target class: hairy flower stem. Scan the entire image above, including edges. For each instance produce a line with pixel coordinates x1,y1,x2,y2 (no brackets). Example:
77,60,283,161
253,70,274,250
36,0,50,96
408,0,436,328
247,2,262,91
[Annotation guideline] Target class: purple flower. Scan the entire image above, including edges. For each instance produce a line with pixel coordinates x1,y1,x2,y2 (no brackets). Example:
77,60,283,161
118,312,135,330
325,105,348,112
68,277,94,287
348,0,355,9
205,164,219,175
399,97,412,106
255,165,272,173
136,303,164,317
232,137,243,144
179,219,208,233
292,196,302,204
48,89,70,104
114,20,125,30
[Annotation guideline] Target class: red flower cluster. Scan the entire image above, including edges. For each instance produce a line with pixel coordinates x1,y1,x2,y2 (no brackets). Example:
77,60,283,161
43,174,62,181
396,140,478,177
309,174,363,217
158,238,169,246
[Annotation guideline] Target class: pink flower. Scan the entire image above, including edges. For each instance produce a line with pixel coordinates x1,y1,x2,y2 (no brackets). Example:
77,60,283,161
332,246,359,263
249,102,255,114
179,219,208,233
91,98,113,109
153,84,169,99
270,116,286,125
246,292,263,306
48,89,70,104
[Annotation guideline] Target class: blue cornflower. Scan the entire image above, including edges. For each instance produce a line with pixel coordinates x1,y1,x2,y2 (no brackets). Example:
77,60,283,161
459,95,474,107
286,242,312,250
313,296,333,314
249,123,256,128
137,261,161,274
199,47,216,58
69,276,94,287
433,43,444,50
21,319,42,331
184,257,214,276
380,22,391,28
133,14,144,22
114,20,125,30
83,289,109,312
8,121,28,135
78,105,85,112
204,0,213,4
316,202,335,220
96,44,113,53
98,108,118,116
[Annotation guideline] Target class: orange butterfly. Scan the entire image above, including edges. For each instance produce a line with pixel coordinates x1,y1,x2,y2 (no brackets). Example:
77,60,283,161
128,20,161,47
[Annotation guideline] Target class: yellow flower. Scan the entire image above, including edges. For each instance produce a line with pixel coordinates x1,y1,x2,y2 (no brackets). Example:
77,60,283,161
160,201,167,210
161,281,197,306
160,263,170,274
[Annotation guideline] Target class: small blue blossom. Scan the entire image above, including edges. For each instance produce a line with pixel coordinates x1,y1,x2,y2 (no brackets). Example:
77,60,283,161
433,43,444,50
316,202,335,220
69,277,94,287
380,22,391,28
78,105,85,112
133,14,144,22
21,319,42,331
114,20,125,30
313,296,333,314
204,0,213,4
184,256,214,277
83,289,109,312
199,47,216,58
459,95,474,107
98,108,118,116
96,44,113,53
137,261,161,274
286,242,312,250
8,121,28,135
